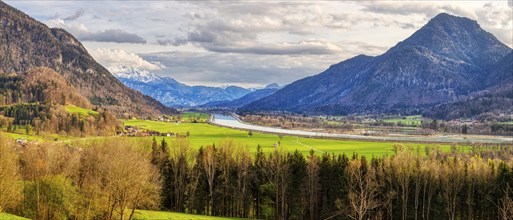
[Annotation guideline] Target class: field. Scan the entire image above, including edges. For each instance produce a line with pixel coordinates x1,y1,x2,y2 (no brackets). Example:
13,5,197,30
0,213,29,220
133,210,243,220
181,112,210,123
123,119,448,157
383,115,425,125
64,105,99,117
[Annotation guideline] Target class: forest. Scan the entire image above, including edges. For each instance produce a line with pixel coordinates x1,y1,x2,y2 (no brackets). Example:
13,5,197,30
0,68,121,136
1,135,512,220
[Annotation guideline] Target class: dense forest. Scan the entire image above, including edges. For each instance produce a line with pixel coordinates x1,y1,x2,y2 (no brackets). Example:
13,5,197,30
0,68,121,136
1,134,512,220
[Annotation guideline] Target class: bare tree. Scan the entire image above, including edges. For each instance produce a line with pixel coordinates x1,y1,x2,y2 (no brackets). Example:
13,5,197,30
392,149,415,220
498,183,513,220
202,145,217,214
440,158,465,220
347,159,380,220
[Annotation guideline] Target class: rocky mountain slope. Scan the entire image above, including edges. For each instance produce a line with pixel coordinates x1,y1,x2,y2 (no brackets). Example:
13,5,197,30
0,1,174,116
110,66,253,107
240,13,512,115
425,51,513,119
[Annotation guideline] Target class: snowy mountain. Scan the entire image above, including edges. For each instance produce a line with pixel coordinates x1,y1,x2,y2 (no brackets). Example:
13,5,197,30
109,66,162,83
110,66,252,107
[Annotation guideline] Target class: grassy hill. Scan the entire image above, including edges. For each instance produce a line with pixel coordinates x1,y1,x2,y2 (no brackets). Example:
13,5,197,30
65,105,100,117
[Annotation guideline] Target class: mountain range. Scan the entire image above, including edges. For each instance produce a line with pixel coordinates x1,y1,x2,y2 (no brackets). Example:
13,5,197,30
111,66,258,107
200,83,282,109
240,13,513,117
0,1,174,116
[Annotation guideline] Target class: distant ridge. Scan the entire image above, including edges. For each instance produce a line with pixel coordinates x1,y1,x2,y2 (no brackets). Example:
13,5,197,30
240,13,512,116
111,65,253,107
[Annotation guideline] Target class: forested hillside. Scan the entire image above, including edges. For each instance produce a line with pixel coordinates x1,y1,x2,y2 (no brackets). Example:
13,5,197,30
0,67,120,136
0,1,174,116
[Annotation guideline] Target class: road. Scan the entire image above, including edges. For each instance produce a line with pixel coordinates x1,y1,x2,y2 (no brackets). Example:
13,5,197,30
211,114,513,144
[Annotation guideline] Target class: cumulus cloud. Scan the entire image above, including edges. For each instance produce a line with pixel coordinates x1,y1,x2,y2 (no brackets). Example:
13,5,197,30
91,48,164,70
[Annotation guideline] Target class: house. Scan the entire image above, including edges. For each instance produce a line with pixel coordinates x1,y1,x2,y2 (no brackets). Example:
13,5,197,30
16,138,27,145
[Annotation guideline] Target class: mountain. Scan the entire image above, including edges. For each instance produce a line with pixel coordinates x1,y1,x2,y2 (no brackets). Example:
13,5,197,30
110,66,252,107
0,2,174,116
425,51,513,119
264,83,281,89
240,13,512,115
201,84,281,108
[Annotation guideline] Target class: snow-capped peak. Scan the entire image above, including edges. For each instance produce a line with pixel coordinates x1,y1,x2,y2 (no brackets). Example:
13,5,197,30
108,65,162,83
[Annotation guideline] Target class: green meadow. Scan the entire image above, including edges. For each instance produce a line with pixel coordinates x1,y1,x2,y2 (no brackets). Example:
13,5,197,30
0,213,29,220
123,119,448,157
383,115,425,125
181,112,210,123
133,210,243,220
64,105,99,117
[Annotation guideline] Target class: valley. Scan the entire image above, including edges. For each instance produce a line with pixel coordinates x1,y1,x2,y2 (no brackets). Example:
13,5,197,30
211,114,513,144
0,1,512,220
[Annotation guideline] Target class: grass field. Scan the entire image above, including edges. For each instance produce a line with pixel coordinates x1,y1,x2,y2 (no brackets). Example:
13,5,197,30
123,119,448,157
181,112,210,123
65,105,99,117
0,213,29,220
383,115,424,125
133,210,243,220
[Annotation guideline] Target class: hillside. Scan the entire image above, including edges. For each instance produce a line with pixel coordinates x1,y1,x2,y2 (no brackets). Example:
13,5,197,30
0,1,174,116
0,67,121,136
240,13,512,116
425,51,513,120
110,65,252,107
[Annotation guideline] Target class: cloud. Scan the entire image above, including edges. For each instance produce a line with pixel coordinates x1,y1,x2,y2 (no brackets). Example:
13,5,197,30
90,48,164,70
205,41,343,55
362,2,477,19
46,19,147,44
79,29,147,44
143,51,327,86
64,9,84,21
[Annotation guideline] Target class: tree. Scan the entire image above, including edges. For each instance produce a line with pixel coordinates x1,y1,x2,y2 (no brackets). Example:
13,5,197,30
202,145,217,214
347,157,380,220
0,135,21,212
306,151,320,220
440,158,465,220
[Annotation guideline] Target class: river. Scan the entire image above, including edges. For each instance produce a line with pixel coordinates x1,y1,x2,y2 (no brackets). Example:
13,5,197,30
211,114,513,144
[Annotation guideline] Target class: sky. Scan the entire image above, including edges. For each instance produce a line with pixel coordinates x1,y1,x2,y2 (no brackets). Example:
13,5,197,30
5,0,513,88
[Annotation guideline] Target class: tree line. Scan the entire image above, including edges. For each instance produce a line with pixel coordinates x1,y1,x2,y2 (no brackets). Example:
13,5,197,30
1,135,513,220
151,139,513,220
